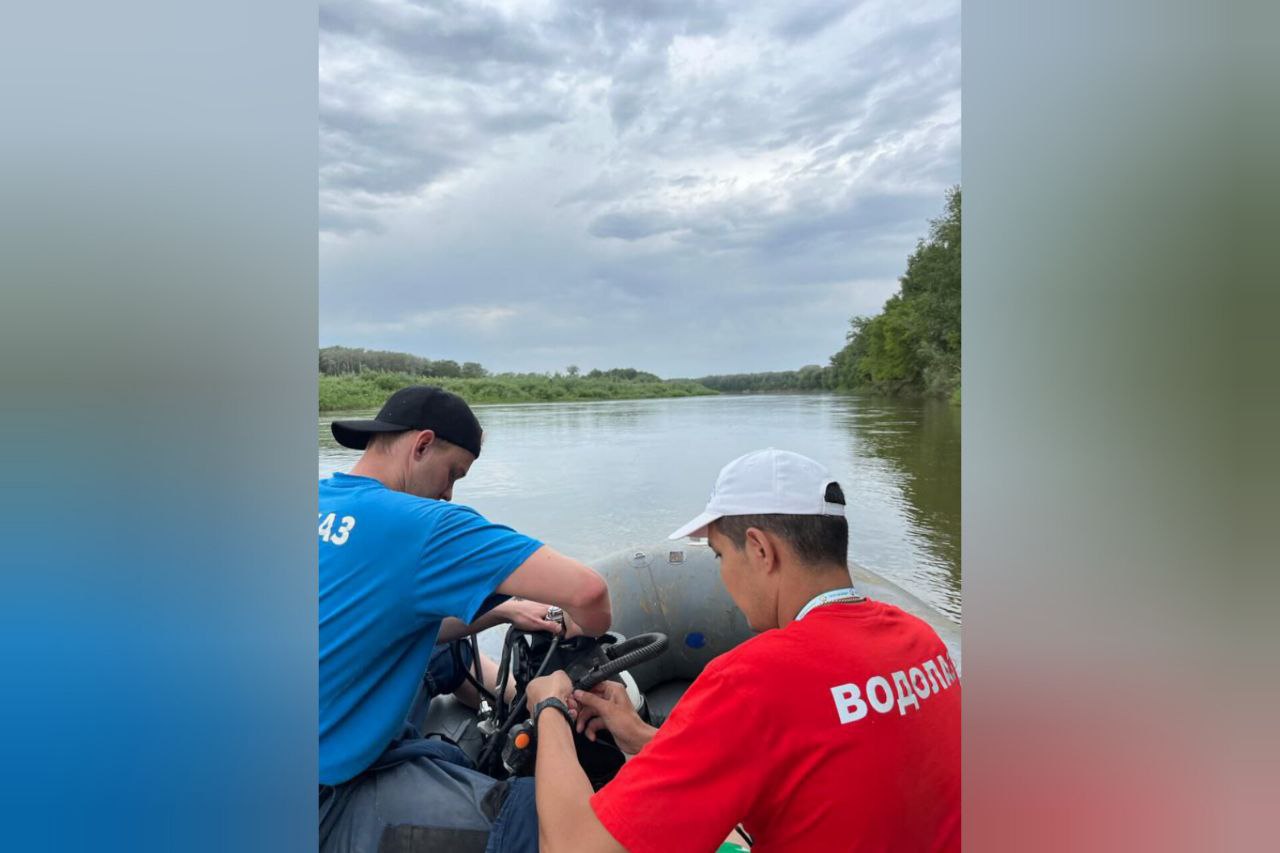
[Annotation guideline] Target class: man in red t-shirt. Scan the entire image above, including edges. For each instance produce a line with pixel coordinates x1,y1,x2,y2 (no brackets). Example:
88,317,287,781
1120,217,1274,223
526,448,961,852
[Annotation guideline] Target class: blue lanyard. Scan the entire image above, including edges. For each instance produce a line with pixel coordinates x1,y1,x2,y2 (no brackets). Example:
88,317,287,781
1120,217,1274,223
795,586,860,621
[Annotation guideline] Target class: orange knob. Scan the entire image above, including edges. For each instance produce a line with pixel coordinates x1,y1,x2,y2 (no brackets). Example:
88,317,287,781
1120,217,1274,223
514,731,531,750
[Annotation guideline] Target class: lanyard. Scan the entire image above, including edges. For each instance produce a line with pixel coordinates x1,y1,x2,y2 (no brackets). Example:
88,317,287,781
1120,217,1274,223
795,586,861,622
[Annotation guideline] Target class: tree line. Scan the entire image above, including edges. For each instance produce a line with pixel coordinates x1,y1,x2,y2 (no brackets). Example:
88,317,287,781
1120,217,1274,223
696,365,832,393
317,349,716,411
320,347,673,386
830,187,961,398
319,346,488,379
319,372,714,411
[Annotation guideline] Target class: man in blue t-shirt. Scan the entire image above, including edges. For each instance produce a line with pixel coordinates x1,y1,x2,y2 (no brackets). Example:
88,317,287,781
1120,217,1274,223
319,385,612,849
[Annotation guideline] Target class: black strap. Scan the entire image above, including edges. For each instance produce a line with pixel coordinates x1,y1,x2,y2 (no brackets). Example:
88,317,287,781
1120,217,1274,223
533,697,573,727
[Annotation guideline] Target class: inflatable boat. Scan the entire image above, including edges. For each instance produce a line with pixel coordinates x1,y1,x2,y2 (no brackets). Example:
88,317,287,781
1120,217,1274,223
416,540,961,784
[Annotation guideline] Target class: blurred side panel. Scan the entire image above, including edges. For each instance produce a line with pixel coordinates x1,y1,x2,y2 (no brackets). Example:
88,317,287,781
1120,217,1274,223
965,0,1279,849
0,2,317,850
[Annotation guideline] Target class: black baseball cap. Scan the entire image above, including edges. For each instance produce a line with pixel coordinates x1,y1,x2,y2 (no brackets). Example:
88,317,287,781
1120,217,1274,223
331,385,483,457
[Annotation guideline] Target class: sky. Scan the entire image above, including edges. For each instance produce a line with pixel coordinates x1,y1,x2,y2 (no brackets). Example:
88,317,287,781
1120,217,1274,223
320,0,959,378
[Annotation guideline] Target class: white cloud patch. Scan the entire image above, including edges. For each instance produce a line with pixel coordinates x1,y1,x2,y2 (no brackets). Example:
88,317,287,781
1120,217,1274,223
320,0,960,376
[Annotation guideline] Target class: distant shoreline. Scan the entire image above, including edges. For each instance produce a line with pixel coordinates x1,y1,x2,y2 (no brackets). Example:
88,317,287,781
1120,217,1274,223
318,372,717,412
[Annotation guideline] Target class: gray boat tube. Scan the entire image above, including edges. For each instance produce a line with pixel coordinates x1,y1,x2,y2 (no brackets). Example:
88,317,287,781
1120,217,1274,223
590,541,961,696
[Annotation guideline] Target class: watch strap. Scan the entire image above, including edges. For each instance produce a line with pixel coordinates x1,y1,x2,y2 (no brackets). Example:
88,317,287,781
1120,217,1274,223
533,697,573,727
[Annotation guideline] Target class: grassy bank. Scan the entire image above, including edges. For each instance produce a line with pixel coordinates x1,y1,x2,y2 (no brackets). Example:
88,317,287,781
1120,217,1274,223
319,372,718,411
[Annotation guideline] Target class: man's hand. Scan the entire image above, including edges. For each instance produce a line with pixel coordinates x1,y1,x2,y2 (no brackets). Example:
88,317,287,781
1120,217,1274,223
502,599,564,634
440,599,585,643
526,670,574,712
528,673,630,853
502,599,586,638
571,682,657,755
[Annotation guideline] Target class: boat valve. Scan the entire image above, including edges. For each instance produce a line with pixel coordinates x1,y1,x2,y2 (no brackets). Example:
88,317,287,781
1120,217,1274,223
502,720,537,775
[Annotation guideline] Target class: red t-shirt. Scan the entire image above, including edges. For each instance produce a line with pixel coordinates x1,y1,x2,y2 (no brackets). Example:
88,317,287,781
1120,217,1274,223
590,600,961,852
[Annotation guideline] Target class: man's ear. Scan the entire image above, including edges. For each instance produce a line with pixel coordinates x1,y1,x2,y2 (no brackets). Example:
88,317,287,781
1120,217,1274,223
744,527,779,574
412,429,436,458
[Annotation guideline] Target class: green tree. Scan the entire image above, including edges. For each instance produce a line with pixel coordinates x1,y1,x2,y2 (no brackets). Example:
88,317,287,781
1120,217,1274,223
830,186,960,397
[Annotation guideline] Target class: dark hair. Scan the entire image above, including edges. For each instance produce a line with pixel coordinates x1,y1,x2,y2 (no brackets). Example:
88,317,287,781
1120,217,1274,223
711,482,848,568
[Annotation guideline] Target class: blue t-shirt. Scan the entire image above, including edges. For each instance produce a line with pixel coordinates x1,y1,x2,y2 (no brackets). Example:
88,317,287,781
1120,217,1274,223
318,473,542,785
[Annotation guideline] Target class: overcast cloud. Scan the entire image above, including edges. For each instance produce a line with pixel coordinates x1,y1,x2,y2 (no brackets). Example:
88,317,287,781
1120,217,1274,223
320,0,959,377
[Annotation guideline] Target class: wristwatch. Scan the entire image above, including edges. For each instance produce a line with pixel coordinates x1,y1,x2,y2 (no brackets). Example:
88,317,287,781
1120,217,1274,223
533,697,573,727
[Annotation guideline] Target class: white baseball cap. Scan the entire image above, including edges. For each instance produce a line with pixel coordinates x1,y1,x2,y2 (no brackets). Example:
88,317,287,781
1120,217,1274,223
668,448,845,540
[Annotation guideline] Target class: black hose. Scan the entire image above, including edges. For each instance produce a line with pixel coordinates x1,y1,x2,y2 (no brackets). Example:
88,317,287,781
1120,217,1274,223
476,631,561,773
451,639,496,705
530,632,561,681
469,633,486,697
494,627,522,724
574,633,668,691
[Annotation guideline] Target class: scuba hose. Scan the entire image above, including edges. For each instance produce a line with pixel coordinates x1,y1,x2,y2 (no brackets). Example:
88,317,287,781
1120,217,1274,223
572,632,669,691
469,632,486,701
473,629,669,774
449,634,497,706
476,630,561,773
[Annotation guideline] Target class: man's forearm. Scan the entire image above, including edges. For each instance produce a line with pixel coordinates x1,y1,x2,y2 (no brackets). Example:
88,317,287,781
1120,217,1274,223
534,711,603,852
619,719,658,758
495,546,613,637
436,603,510,643
468,600,516,633
564,583,612,638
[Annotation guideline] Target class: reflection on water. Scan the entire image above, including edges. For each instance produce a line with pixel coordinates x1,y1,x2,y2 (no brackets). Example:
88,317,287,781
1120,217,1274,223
320,394,961,622
836,398,961,619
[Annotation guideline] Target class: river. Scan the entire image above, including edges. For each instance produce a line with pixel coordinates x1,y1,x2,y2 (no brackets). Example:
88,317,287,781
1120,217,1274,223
319,393,961,624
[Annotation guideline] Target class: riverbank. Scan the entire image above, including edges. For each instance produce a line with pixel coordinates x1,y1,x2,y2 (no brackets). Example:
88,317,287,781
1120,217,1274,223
319,372,717,411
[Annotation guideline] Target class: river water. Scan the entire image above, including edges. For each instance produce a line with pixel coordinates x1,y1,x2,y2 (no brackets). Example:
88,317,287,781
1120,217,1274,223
319,393,961,624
